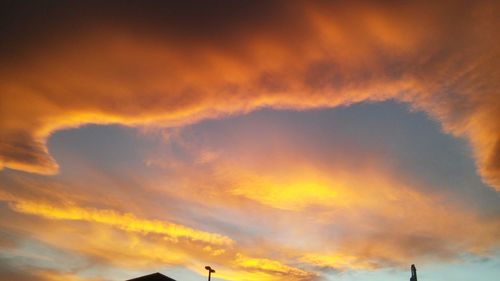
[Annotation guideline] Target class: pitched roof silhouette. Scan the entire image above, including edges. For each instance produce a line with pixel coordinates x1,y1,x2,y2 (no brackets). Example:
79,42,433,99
126,272,176,281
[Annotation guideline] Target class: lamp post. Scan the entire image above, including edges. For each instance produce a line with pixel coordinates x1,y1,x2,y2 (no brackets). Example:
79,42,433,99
205,266,215,281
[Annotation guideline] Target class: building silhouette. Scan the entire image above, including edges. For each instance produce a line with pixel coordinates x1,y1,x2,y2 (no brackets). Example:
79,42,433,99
127,272,176,281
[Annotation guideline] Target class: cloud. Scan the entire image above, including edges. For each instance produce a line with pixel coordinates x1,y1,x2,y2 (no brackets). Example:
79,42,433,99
30,270,104,281
9,200,232,246
0,0,499,191
231,253,313,280
1,1,500,280
1,115,499,280
131,122,500,274
173,159,500,268
0,191,315,281
0,257,104,281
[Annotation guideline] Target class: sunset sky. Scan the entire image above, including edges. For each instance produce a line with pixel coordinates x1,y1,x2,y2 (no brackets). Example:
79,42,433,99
0,1,499,281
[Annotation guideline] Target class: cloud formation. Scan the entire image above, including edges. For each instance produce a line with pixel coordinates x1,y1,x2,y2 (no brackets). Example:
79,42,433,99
0,0,499,190
1,108,499,280
0,187,316,281
145,145,500,269
10,200,232,246
1,1,500,280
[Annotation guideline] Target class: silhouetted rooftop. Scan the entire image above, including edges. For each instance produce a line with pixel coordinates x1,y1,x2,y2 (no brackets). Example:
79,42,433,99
126,272,176,281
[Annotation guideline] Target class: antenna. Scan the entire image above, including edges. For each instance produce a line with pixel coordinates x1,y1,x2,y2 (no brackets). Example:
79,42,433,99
410,264,417,281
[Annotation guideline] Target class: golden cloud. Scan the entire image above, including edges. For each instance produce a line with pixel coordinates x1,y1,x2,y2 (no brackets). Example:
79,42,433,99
9,200,233,246
1,154,499,279
133,138,500,273
0,192,315,281
1,1,500,280
0,1,498,191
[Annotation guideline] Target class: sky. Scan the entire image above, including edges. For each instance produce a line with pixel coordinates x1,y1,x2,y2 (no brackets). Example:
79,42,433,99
0,1,499,281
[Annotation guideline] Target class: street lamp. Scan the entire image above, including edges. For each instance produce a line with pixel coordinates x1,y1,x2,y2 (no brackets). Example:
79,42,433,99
205,266,215,281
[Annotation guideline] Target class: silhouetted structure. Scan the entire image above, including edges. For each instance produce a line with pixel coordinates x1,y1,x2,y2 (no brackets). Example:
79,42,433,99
410,264,417,281
205,265,216,281
126,272,176,281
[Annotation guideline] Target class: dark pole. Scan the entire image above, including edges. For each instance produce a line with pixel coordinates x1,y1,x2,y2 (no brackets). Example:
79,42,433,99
205,266,215,281
410,264,417,281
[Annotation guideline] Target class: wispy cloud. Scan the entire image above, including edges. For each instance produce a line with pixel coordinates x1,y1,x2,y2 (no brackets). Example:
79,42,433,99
9,200,232,246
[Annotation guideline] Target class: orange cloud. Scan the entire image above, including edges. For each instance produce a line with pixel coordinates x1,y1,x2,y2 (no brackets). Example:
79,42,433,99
9,200,232,246
0,192,315,281
1,2,499,280
0,0,498,191
34,271,104,281
134,132,500,272
0,267,104,281
1,143,499,279
228,166,340,210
